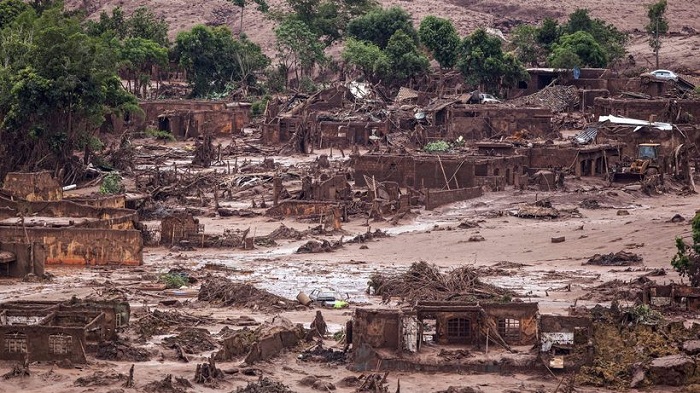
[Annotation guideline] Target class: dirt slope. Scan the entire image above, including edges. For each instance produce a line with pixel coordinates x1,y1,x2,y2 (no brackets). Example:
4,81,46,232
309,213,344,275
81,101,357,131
66,0,700,71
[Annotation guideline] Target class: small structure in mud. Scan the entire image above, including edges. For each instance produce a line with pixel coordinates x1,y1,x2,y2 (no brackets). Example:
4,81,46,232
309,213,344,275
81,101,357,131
1,172,63,202
0,300,130,363
138,100,251,139
0,194,143,267
352,301,539,372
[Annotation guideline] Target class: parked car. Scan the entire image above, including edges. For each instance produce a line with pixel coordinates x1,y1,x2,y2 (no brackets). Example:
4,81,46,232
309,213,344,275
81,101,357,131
479,93,502,104
642,69,679,82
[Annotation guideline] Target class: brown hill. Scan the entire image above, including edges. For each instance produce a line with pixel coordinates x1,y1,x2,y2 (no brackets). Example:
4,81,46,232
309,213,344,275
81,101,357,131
66,0,700,71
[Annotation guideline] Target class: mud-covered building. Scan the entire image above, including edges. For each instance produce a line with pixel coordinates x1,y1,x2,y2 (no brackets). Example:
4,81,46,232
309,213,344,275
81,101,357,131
0,300,129,363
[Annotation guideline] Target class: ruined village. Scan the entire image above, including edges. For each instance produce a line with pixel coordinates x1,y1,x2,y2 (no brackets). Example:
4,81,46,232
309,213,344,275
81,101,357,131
1,1,700,393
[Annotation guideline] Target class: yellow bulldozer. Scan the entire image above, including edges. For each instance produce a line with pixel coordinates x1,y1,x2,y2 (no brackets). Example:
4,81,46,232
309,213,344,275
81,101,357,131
610,143,663,182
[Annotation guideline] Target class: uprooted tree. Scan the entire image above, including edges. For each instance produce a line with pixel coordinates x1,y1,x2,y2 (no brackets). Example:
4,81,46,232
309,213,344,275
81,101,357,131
671,212,700,286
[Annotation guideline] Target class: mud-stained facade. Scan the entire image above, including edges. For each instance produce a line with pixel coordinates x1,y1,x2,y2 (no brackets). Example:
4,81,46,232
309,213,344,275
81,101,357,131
0,197,143,266
138,100,251,139
354,153,527,191
0,300,129,363
352,302,539,372
1,172,63,202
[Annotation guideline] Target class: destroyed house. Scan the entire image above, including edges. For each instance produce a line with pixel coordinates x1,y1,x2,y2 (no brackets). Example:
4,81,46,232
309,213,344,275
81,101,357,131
262,85,390,150
0,196,143,266
1,171,63,202
354,153,527,191
139,100,251,139
0,300,129,363
424,104,553,140
352,302,539,372
539,314,593,370
640,284,700,311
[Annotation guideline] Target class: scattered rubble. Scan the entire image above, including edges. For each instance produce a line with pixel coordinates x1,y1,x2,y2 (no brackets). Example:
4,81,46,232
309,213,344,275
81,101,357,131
143,374,192,393
368,261,513,303
198,277,298,311
97,339,152,362
585,251,643,266
74,371,128,387
235,377,297,393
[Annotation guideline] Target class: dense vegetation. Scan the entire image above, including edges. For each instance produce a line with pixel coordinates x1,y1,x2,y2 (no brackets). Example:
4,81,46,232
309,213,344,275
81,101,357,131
0,1,664,183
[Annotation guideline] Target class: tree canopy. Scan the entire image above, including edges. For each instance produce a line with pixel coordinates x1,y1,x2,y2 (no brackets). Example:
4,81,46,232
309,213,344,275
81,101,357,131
549,31,607,68
418,16,460,69
346,6,417,49
0,5,139,182
173,25,269,98
646,0,668,69
458,28,527,93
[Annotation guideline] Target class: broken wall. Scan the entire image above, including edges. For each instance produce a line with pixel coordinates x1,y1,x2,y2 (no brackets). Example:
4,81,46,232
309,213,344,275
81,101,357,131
481,302,538,346
0,242,45,277
0,324,88,363
0,227,143,266
594,98,700,123
354,155,476,189
445,106,553,139
353,309,402,351
1,172,62,201
160,213,201,246
424,187,483,210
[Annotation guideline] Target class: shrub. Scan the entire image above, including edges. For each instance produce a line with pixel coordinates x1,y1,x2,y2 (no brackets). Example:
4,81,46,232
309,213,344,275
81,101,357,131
99,173,123,194
145,127,175,141
424,140,450,152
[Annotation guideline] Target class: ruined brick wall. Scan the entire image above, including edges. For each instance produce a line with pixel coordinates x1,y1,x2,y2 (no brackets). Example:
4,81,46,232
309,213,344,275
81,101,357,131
354,155,476,189
313,175,351,201
0,198,138,227
448,106,553,139
0,227,143,266
424,187,483,210
0,242,45,277
160,213,200,245
0,324,88,363
353,310,402,350
1,172,62,201
481,303,538,346
594,98,700,123
434,311,480,345
65,195,126,209
265,200,339,217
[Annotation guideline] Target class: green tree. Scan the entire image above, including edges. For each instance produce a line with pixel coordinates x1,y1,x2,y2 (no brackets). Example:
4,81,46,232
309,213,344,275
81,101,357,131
286,0,376,45
346,6,417,49
458,28,527,93
509,24,543,67
549,31,607,68
85,7,127,39
671,213,700,286
384,29,428,82
0,6,139,181
274,18,325,88
562,8,626,65
537,18,561,51
646,0,668,69
341,37,390,82
128,7,169,46
119,37,168,98
0,0,29,30
173,25,269,97
227,0,268,37
418,15,460,69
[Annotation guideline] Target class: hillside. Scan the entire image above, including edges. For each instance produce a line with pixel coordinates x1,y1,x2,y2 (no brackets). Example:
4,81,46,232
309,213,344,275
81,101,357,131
66,0,700,71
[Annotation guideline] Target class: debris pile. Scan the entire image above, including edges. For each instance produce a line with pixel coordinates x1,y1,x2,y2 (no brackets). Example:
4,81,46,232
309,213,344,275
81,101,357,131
163,328,218,356
143,374,192,393
513,202,559,219
356,373,390,392
198,277,298,311
368,261,513,303
510,85,580,112
235,376,296,393
194,356,224,387
585,251,643,266
576,305,698,389
74,371,128,387
96,339,152,361
298,342,347,364
296,239,342,253
133,309,213,339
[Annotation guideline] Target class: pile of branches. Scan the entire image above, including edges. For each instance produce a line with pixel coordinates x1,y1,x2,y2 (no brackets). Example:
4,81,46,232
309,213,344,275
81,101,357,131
235,377,296,393
368,261,513,304
198,277,297,311
509,85,579,112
